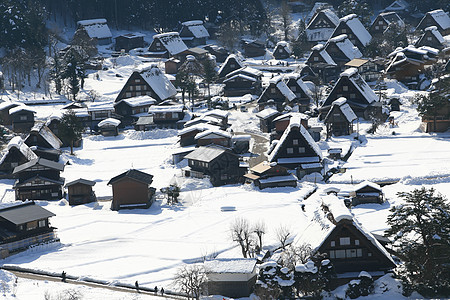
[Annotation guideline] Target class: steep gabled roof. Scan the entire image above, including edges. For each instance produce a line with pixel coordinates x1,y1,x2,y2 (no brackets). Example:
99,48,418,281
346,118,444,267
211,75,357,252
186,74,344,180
422,9,450,31
384,0,409,12
77,19,112,40
423,26,445,44
181,20,210,39
218,54,244,77
377,12,405,28
268,114,322,162
0,136,38,166
65,178,97,187
340,68,377,104
326,34,363,61
337,14,372,47
138,65,177,101
107,169,153,185
152,32,188,55
28,122,63,150
324,97,357,123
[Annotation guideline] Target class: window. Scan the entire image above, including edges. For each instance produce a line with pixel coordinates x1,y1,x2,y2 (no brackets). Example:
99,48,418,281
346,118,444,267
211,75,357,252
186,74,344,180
38,220,46,227
350,93,356,99
342,85,348,92
271,88,276,94
172,112,179,119
355,239,359,245
335,250,346,258
368,252,372,257
221,174,228,180
135,79,141,83
126,92,132,97
331,241,335,247
11,162,18,168
375,25,379,30
314,56,319,62
287,147,294,154
156,42,161,46
342,28,347,33
340,237,351,245
427,36,432,41
379,20,384,25
230,63,235,68
20,115,28,121
298,147,305,153
291,86,296,91
293,139,299,145
346,249,357,258
136,85,141,91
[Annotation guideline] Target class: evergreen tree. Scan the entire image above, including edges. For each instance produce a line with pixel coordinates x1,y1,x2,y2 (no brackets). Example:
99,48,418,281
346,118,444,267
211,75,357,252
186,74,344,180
202,58,218,109
61,51,85,101
58,109,84,155
338,0,372,27
291,20,309,58
385,187,450,297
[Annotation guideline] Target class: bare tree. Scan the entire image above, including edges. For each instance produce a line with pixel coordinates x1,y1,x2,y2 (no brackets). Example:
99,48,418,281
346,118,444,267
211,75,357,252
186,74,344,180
253,220,266,253
173,264,206,300
217,20,241,51
278,243,313,271
276,225,292,250
230,217,255,258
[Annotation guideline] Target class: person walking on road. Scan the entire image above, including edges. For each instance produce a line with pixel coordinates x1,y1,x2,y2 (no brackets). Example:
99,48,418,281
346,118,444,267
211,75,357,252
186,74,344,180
135,281,140,293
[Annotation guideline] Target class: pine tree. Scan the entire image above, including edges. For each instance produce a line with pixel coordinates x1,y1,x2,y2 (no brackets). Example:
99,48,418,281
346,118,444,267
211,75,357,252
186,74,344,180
58,109,84,155
338,0,372,27
202,58,218,109
61,51,85,101
385,187,450,296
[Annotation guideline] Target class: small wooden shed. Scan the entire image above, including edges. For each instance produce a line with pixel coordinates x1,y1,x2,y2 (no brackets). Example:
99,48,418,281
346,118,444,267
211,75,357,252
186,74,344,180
350,181,384,206
65,178,97,205
98,118,121,136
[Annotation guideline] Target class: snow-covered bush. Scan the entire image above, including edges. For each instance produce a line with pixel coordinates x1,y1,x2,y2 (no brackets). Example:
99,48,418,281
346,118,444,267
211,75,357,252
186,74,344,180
345,271,374,299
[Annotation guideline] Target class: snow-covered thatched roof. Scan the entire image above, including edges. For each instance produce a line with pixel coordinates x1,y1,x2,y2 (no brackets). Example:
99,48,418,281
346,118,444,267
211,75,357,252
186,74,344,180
29,123,63,150
77,19,112,40
139,65,177,101
218,54,244,77
9,105,35,115
98,118,121,127
424,26,445,44
181,20,210,39
338,14,372,47
325,97,357,123
0,136,38,166
116,95,157,107
327,34,363,61
426,9,450,31
153,32,188,55
340,68,378,104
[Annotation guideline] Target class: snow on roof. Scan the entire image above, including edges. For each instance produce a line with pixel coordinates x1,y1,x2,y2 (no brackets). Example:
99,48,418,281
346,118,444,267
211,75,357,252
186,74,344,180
276,81,297,102
307,2,333,23
295,78,313,99
0,136,38,165
256,107,279,119
339,14,372,46
319,49,336,65
0,101,18,111
182,20,209,39
9,105,35,115
353,180,382,192
275,41,291,54
269,114,322,162
425,26,445,43
223,74,257,83
30,123,62,150
226,66,262,78
139,65,177,100
218,54,244,76
327,35,363,61
340,68,378,104
325,97,357,123
258,174,298,184
148,104,184,113
204,109,230,119
322,194,353,222
87,102,114,112
117,95,157,107
204,258,257,274
98,118,121,127
273,112,309,123
45,111,63,126
379,12,405,27
312,44,325,51
195,129,231,140
385,0,409,11
77,19,112,39
323,9,340,26
153,32,188,55
428,9,450,31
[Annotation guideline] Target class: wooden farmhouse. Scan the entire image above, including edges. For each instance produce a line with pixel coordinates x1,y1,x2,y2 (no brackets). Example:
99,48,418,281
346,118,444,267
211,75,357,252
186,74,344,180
86,102,116,128
384,0,409,14
0,102,19,125
65,178,97,205
203,44,229,63
13,158,65,201
114,33,145,52
330,14,372,51
305,2,335,24
416,9,450,36
350,181,384,206
148,104,186,129
147,32,188,58
369,12,405,36
195,129,232,148
296,194,396,285
344,58,385,82
178,124,220,147
256,107,281,133
284,74,313,112
320,68,379,120
114,95,156,126
134,116,155,131
115,65,177,103
305,8,340,43
415,26,447,50
45,114,72,147
0,201,56,258
9,105,35,133
179,20,210,47
184,114,226,131
306,44,340,82
257,75,296,110
323,34,363,68
75,19,112,45
231,135,251,154
244,161,297,189
0,137,38,178
203,110,230,128
108,169,155,211
218,54,245,78
273,41,291,59
385,45,438,88
223,67,263,97
324,97,358,137
241,39,266,57
268,114,323,177
24,122,62,162
98,118,121,136
204,258,257,298
183,146,245,186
